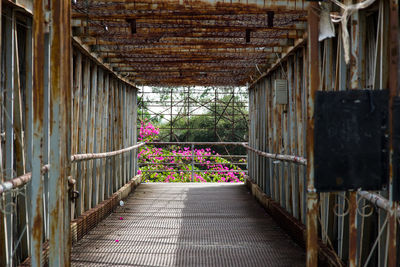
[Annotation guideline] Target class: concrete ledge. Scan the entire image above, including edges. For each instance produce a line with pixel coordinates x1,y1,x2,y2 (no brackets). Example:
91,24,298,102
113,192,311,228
245,177,344,267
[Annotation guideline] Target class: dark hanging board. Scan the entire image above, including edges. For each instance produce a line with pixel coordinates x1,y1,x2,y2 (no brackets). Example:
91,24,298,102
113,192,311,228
314,89,389,192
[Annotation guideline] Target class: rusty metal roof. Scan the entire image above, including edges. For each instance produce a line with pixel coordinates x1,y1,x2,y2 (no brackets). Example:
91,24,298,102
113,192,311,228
72,1,307,86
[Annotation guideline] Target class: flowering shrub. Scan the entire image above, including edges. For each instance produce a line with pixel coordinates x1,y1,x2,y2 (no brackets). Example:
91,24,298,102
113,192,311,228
137,122,245,183
138,121,160,141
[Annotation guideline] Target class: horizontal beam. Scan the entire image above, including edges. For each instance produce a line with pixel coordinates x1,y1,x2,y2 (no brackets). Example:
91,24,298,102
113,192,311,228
88,39,292,48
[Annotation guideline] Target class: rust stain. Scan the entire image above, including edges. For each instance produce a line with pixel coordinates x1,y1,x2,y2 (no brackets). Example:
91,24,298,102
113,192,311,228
348,191,357,267
306,193,318,265
32,189,44,259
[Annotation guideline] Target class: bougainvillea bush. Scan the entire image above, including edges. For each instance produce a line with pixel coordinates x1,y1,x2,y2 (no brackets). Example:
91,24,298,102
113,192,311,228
137,122,245,183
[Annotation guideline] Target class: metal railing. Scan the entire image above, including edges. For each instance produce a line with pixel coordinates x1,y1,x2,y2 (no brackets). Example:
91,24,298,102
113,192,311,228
0,143,145,195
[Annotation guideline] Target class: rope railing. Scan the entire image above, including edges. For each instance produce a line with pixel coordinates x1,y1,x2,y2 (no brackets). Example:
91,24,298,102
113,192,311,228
70,142,145,162
241,143,307,165
358,190,400,218
0,165,50,194
243,143,399,218
0,143,145,195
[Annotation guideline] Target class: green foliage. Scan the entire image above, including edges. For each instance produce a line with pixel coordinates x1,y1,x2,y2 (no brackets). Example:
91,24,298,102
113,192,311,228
138,122,246,183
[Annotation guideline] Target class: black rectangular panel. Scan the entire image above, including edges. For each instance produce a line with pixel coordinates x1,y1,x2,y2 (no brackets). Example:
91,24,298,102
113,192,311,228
314,89,389,192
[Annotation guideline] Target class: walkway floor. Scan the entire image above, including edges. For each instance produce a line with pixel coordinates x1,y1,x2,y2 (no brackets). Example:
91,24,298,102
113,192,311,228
71,183,305,267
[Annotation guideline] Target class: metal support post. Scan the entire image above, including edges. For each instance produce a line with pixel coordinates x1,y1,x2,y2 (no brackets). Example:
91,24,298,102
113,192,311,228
388,0,399,265
306,3,319,267
30,1,45,265
191,144,195,181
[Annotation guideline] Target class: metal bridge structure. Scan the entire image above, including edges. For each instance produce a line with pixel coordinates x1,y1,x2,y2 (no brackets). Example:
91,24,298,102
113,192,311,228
0,0,399,267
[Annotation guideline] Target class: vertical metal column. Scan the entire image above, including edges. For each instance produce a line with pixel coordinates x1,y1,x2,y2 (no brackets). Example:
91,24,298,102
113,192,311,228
80,59,90,213
170,88,173,141
104,74,111,198
24,17,33,258
102,73,110,200
4,7,15,266
98,70,106,202
43,31,50,240
348,2,363,265
73,52,82,216
306,3,320,267
388,0,399,265
63,1,72,261
0,0,3,263
88,64,97,208
48,0,71,265
94,68,104,206
133,90,138,175
30,1,45,265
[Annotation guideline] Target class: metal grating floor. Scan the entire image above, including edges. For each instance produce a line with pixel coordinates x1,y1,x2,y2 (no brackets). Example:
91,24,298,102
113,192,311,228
71,183,305,267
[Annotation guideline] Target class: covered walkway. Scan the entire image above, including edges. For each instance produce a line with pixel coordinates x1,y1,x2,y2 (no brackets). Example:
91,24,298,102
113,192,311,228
0,0,399,267
71,183,305,267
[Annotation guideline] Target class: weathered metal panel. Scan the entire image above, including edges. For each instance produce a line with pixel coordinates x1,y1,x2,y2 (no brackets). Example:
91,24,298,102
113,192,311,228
80,59,90,213
30,0,45,265
97,69,105,203
73,52,82,217
93,66,103,206
23,17,33,260
104,74,111,199
43,32,50,240
306,3,319,266
48,0,72,265
88,64,97,209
